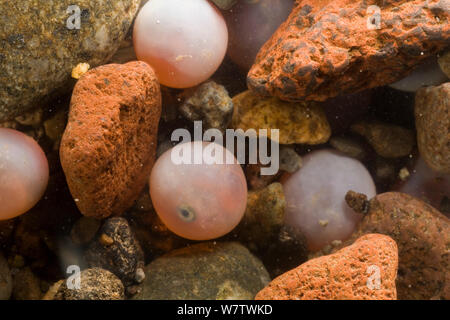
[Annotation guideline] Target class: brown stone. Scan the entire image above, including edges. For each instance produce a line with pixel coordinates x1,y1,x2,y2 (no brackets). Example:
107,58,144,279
235,183,285,251
351,121,415,158
256,234,398,300
232,90,331,144
345,191,450,300
85,217,144,286
179,81,234,132
12,267,43,300
60,61,162,219
415,82,450,173
248,0,450,101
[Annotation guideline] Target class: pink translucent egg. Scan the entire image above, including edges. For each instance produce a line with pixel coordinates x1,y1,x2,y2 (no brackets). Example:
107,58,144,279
282,149,376,251
224,0,294,70
0,128,49,220
133,0,228,88
397,157,449,209
149,141,247,240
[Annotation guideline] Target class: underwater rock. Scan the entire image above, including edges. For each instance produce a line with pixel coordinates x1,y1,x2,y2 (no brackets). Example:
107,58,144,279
279,146,302,173
211,0,237,10
415,83,450,173
351,121,415,158
235,183,285,251
42,280,64,300
244,163,281,191
60,61,162,218
0,0,141,121
232,90,331,144
85,217,144,286
247,0,450,101
12,267,43,300
132,242,270,300
256,234,398,300
179,81,234,132
345,191,450,300
329,136,366,160
438,51,450,77
0,252,12,300
70,216,101,246
54,268,124,300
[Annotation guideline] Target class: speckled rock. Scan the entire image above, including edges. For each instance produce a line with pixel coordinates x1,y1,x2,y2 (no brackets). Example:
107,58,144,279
54,268,124,300
232,90,331,144
345,191,450,300
12,267,43,300
374,156,398,185
0,0,141,121
0,252,12,300
179,81,234,132
42,280,64,300
85,217,144,286
438,51,450,77
279,146,302,173
248,0,450,101
256,234,398,300
60,61,162,218
235,183,285,251
351,121,415,158
415,83,450,173
132,242,270,300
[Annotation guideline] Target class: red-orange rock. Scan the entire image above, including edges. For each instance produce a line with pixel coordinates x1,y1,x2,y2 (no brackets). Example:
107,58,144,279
60,61,162,219
248,0,450,101
345,192,450,300
255,234,398,300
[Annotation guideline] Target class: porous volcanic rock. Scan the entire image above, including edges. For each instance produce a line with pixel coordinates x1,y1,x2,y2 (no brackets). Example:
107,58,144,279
60,61,162,218
247,0,450,101
256,234,398,300
345,191,450,300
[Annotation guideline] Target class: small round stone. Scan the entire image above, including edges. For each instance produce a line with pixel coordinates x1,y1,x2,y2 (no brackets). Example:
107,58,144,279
282,149,376,251
133,0,228,88
149,141,247,240
0,128,49,220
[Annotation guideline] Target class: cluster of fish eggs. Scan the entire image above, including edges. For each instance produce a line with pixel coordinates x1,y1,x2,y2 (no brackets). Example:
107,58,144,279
2,0,443,252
